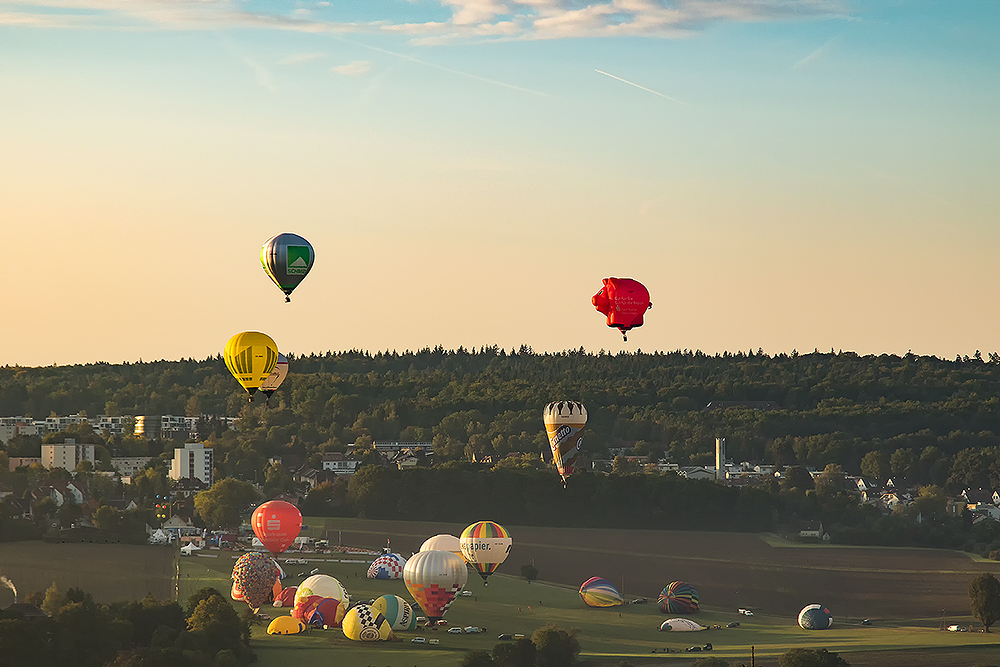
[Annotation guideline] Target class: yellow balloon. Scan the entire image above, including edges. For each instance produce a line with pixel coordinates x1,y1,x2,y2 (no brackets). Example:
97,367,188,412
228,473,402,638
224,331,279,399
342,604,395,642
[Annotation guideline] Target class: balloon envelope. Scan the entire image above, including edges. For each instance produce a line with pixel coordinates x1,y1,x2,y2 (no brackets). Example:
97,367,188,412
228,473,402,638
460,521,511,584
267,616,306,635
224,331,279,398
798,604,834,630
273,586,297,608
419,534,464,560
260,353,288,399
372,594,417,631
232,552,281,612
342,604,395,642
659,618,705,632
252,500,302,553
579,577,623,608
294,575,349,610
592,277,651,340
261,232,315,301
658,581,699,614
403,550,467,622
543,401,587,484
367,553,407,580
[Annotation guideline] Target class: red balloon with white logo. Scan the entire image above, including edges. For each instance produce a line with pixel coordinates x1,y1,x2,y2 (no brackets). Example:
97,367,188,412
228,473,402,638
252,500,302,553
592,277,651,341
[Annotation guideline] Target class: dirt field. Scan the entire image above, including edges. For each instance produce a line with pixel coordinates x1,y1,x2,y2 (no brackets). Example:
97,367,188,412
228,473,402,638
0,541,175,605
307,518,1000,625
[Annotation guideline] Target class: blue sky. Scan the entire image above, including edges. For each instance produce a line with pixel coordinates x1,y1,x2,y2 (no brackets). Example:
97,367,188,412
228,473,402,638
0,1,997,366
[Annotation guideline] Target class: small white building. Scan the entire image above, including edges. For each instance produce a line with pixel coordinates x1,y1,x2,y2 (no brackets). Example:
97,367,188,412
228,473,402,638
111,457,154,477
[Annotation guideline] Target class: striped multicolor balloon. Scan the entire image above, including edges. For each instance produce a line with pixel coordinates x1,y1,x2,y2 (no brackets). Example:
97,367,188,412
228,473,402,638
658,581,699,614
579,577,623,608
460,521,512,586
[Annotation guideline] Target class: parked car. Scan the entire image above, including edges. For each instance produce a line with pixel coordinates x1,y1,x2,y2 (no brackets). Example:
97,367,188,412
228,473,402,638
460,590,473,597
630,597,648,604
464,627,481,634
726,621,740,628
861,619,872,626
686,646,702,653
447,627,464,634
429,639,440,645
284,558,307,565
738,608,754,616
411,637,427,644
497,634,513,641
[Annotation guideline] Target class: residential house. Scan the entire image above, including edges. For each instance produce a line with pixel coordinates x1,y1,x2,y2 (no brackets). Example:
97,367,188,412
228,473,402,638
799,520,824,539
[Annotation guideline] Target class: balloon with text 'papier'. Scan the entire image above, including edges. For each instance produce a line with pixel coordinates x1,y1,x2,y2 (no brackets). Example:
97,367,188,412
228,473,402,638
460,521,511,586
224,331,279,402
252,500,302,554
543,401,587,487
592,277,651,341
261,233,314,302
403,550,467,624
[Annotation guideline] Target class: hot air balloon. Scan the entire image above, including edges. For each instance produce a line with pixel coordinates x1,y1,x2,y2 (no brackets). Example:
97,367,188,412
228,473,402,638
658,582,699,614
592,277,651,341
232,552,281,612
579,577,623,608
273,586,297,608
419,534,464,560
342,604,396,642
367,553,407,580
543,401,587,487
659,618,705,632
371,595,417,631
261,233,315,302
267,616,307,635
459,521,511,586
259,353,288,404
224,331,279,401
403,550,467,624
252,500,302,554
292,575,350,628
798,604,834,630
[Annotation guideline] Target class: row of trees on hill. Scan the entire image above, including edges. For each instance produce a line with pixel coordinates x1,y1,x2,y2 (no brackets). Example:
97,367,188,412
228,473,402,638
3,349,1000,489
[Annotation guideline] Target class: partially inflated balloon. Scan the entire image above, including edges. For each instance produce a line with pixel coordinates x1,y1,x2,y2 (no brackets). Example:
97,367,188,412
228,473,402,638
252,500,302,554
273,586,297,608
259,353,288,403
261,233,315,302
224,331,279,401
460,521,511,586
342,604,395,642
403,550,467,623
367,553,406,580
293,574,349,611
371,595,416,631
232,552,281,612
543,401,588,486
658,581,699,614
579,577,623,608
419,534,464,561
592,277,651,341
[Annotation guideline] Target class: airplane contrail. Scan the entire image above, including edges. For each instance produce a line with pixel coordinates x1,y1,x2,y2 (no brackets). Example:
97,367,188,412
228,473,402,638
594,69,685,105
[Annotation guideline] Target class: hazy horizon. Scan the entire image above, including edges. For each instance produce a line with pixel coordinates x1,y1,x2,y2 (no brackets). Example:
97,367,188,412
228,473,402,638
2,1,997,367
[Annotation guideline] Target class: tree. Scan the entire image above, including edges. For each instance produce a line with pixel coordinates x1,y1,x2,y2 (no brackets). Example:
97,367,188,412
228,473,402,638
815,464,846,497
521,563,539,583
781,466,815,493
969,572,1000,632
859,450,888,480
462,649,496,667
93,505,123,532
532,625,580,667
193,479,258,529
41,581,63,615
778,647,849,667
186,594,244,654
493,637,535,667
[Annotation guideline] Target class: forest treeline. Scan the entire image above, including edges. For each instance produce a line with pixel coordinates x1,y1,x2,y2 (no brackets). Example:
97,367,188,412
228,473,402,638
3,347,1000,489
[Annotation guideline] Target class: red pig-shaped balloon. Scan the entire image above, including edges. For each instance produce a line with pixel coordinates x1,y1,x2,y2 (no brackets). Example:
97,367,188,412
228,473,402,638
592,277,651,341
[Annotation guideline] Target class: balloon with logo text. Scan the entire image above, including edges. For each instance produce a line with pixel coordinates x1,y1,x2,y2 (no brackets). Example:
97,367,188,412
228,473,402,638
261,232,315,302
459,521,512,586
252,500,302,554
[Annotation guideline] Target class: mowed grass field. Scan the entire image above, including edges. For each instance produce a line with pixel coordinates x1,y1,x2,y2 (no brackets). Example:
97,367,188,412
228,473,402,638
0,541,175,605
180,548,1000,667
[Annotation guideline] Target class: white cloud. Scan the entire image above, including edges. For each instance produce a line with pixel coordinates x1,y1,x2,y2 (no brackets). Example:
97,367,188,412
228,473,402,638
331,60,372,76
0,0,850,42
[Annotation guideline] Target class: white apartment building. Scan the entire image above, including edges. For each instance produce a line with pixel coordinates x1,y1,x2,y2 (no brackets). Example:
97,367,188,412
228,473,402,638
41,440,96,471
169,442,214,486
111,457,155,477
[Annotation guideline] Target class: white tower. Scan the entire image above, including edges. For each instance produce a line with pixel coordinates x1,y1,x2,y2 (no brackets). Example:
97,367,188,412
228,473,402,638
715,437,726,481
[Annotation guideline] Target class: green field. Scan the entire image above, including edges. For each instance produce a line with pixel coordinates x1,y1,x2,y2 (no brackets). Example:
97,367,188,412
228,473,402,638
179,543,1000,667
4,521,1000,667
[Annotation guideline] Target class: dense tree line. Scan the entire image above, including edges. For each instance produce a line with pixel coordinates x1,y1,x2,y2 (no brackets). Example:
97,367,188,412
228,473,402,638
0,585,253,667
